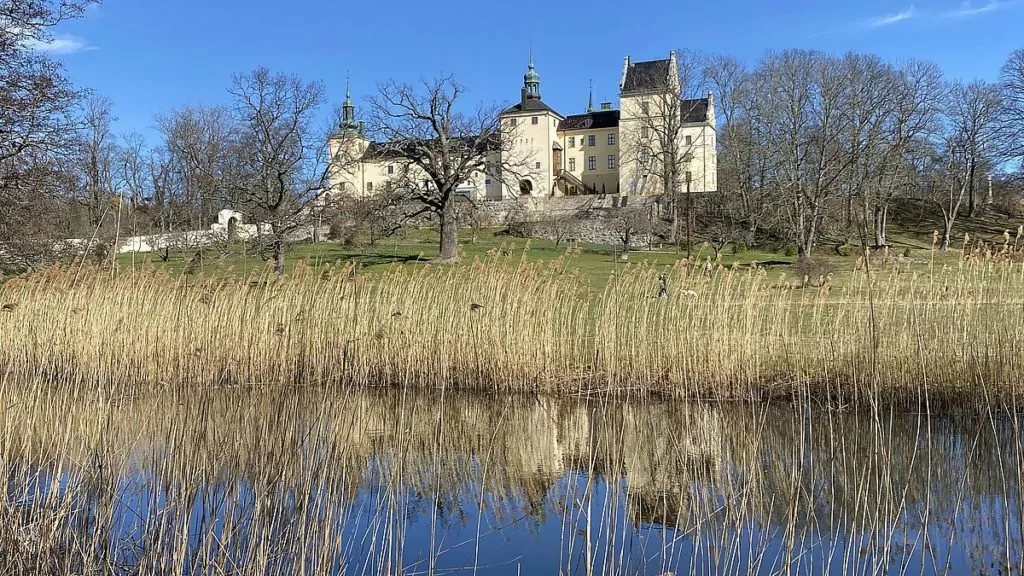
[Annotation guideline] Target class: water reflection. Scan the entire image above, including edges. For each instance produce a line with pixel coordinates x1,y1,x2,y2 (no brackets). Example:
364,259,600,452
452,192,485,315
1,388,1021,575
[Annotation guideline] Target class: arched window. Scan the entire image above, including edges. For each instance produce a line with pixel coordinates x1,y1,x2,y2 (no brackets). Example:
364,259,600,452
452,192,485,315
519,179,534,196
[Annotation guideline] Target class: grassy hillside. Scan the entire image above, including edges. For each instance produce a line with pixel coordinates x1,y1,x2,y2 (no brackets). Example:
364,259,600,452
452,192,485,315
107,199,1024,289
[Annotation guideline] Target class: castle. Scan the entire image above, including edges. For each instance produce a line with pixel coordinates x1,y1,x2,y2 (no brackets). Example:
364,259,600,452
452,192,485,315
330,51,716,203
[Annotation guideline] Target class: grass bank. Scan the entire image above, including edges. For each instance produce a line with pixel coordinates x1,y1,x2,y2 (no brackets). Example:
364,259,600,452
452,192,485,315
3,245,1024,404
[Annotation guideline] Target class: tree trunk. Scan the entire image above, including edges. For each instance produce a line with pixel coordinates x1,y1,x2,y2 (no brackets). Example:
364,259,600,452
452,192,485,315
967,158,976,217
436,200,459,263
873,205,886,247
272,225,286,275
940,220,953,251
670,201,678,244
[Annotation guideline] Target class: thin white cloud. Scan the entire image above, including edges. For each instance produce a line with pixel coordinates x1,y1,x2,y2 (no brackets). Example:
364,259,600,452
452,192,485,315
866,5,917,27
25,34,95,55
942,0,1011,17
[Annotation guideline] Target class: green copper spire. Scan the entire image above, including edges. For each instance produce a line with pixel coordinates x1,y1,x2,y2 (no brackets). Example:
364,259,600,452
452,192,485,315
523,49,540,98
340,75,361,134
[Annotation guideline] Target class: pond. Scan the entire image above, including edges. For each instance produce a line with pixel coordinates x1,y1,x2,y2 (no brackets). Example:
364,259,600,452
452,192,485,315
1,388,1021,575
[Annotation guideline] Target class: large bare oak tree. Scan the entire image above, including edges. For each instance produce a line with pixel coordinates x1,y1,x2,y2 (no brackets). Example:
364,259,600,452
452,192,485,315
363,76,527,263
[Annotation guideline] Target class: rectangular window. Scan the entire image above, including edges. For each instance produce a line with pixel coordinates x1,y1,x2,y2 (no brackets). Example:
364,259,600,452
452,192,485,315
641,101,650,115
686,171,693,183
569,136,575,148
367,182,374,192
388,165,394,175
588,156,596,171
608,155,616,169
685,135,692,146
485,178,492,185
532,116,539,125
640,148,650,165
588,135,596,147
509,118,517,126
568,157,576,171
608,133,615,146
534,161,541,169
641,126,649,138
340,182,348,191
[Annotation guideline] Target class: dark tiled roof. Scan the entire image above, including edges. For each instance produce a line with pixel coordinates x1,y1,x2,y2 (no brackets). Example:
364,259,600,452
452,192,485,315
503,98,560,115
558,109,620,131
681,98,709,123
621,59,671,95
363,141,402,160
363,134,499,160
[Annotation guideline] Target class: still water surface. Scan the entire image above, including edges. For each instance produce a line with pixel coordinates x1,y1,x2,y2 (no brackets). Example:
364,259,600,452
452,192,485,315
4,389,1022,574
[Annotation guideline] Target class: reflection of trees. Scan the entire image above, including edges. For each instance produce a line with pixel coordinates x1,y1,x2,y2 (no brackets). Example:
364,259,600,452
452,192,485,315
0,387,1020,574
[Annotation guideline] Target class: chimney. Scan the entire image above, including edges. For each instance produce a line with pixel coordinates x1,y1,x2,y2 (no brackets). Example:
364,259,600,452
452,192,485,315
521,88,528,106
600,102,613,110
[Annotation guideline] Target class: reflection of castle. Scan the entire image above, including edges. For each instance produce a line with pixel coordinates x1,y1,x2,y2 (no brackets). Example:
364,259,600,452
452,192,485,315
13,387,1020,575
342,393,725,499
330,51,716,202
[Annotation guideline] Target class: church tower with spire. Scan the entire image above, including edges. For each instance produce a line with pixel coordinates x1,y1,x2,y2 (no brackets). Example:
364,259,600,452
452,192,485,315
500,52,564,200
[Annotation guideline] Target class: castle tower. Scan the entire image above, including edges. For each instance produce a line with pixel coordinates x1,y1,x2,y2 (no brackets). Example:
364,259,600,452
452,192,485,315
501,51,564,200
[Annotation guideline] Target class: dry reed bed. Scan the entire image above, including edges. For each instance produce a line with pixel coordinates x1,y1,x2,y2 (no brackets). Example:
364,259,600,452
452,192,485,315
0,387,1018,574
1,255,1024,401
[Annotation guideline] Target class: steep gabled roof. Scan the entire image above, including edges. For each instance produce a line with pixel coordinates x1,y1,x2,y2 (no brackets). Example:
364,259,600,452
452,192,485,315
621,59,672,95
558,109,620,132
681,98,710,124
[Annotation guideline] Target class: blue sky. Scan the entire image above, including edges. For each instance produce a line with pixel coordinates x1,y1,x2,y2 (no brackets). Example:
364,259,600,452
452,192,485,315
40,0,1023,142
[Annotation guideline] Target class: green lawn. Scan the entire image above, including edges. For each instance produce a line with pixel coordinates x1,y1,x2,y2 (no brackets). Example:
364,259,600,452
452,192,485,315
112,227,798,286
105,199,1024,289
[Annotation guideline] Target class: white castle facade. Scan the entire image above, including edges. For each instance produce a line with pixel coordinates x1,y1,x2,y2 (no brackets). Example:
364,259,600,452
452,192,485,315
329,51,717,204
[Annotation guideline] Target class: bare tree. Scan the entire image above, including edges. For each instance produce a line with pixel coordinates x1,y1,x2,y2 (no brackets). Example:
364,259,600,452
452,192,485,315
999,49,1024,179
363,75,527,263
841,57,944,248
77,96,118,233
225,67,346,274
706,54,779,242
0,0,97,270
956,80,1002,217
156,104,235,230
534,206,586,249
147,147,175,236
329,190,409,246
608,203,654,258
456,197,497,244
931,80,1002,250
755,51,856,259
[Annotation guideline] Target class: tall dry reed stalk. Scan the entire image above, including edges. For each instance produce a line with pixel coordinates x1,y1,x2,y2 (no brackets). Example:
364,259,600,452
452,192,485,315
1,250,1023,403
0,386,1017,574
